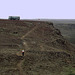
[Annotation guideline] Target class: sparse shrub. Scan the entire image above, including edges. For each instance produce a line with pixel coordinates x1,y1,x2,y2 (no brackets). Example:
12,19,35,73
68,73,75,75
68,70,75,75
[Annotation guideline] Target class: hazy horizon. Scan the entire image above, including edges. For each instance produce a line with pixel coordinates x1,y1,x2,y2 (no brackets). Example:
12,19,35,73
0,0,75,19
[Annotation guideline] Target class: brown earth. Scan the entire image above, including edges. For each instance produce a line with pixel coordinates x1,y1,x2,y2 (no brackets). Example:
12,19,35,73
0,19,75,75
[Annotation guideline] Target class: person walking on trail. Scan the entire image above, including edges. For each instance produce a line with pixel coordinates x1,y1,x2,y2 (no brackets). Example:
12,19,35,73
22,50,24,56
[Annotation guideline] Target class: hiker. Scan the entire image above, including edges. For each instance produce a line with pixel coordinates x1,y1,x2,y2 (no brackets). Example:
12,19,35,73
22,50,24,56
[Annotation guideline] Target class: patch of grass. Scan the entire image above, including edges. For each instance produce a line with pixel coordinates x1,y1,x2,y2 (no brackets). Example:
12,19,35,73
61,65,75,75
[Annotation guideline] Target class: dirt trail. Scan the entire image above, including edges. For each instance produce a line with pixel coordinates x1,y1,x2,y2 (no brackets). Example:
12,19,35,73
21,25,38,39
16,25,38,75
40,45,44,51
17,25,38,56
17,59,25,75
23,41,29,50
21,25,38,50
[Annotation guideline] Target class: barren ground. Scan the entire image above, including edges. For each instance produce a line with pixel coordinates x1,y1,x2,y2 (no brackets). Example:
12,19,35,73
0,19,75,75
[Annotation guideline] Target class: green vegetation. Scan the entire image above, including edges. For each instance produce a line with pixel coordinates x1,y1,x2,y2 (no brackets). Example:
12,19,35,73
61,66,75,75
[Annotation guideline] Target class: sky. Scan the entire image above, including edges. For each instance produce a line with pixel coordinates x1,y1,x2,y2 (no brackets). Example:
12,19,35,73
0,0,75,19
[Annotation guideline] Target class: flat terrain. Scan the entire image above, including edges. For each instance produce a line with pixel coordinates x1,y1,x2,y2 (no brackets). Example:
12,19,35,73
0,19,75,75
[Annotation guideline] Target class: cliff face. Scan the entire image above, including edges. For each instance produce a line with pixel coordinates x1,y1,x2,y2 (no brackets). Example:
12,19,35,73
0,19,75,75
54,23,75,44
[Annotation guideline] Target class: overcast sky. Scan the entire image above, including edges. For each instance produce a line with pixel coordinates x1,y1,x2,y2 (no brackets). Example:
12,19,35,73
0,0,75,19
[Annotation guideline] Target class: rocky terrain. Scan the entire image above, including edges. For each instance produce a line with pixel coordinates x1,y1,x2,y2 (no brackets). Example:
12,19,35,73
0,19,75,75
36,19,75,44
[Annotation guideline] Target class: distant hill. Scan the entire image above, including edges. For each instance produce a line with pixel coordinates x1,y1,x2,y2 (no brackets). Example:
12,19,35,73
28,19,75,24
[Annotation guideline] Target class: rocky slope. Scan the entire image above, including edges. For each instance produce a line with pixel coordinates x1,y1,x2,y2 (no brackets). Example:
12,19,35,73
54,23,75,44
0,19,75,75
